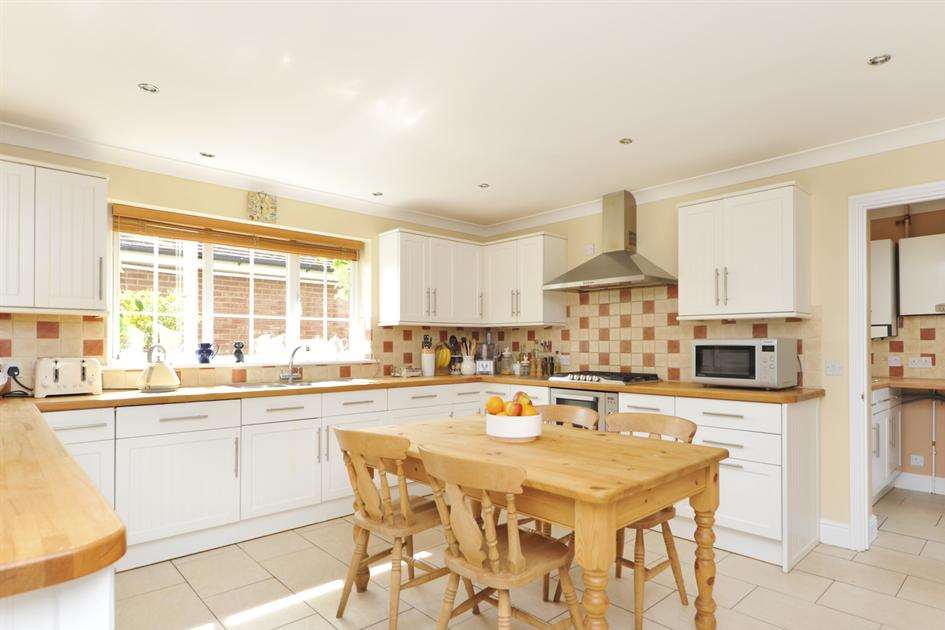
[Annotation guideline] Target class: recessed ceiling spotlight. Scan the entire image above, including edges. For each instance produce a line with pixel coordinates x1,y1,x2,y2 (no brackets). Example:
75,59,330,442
618,137,634,145
199,152,215,158
372,191,383,197
137,83,160,93
868,54,892,66
478,183,490,189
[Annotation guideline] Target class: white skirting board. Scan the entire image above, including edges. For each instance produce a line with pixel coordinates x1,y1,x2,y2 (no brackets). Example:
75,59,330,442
818,516,877,551
0,566,115,630
894,471,945,495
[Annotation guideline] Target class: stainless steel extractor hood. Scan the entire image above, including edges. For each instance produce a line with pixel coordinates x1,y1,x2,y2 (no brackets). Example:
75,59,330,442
543,190,676,292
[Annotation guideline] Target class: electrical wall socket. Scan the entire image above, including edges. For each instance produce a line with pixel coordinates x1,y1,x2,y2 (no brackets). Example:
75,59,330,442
908,356,934,369
910,454,925,467
825,360,843,376
558,354,571,367
888,355,903,367
583,243,596,256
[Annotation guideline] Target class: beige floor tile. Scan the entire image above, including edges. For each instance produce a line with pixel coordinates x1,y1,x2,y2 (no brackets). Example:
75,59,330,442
854,545,945,585
733,586,878,630
115,561,184,600
259,546,351,593
717,554,832,602
554,602,671,630
277,614,336,629
116,582,221,630
919,539,945,561
296,520,390,563
646,593,780,630
397,574,476,624
363,608,437,630
879,517,945,543
818,581,945,630
203,578,315,630
874,502,944,526
896,575,945,612
899,490,945,509
307,577,403,630
239,530,314,562
455,607,549,630
173,545,271,599
650,554,756,609
795,551,905,595
813,543,857,560
872,530,927,555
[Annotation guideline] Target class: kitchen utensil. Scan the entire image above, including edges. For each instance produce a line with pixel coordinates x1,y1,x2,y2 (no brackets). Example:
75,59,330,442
33,358,103,398
136,345,180,393
196,342,217,364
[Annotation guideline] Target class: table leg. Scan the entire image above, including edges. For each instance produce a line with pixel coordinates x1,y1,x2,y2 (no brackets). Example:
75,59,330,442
574,501,616,630
689,464,720,630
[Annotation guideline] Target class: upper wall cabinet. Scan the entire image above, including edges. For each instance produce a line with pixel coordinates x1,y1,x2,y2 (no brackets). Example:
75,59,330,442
677,183,811,320
898,233,945,316
379,230,565,327
0,158,109,312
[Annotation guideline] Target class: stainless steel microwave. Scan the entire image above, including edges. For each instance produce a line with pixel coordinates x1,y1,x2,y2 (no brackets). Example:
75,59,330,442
692,338,799,389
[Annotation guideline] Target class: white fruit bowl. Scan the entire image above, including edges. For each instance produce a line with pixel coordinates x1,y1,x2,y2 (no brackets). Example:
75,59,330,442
486,413,542,443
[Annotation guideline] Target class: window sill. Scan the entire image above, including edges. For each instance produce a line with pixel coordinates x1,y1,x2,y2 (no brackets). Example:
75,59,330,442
103,357,378,371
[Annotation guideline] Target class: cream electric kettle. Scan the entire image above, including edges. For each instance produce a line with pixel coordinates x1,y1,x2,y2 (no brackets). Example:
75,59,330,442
137,345,181,392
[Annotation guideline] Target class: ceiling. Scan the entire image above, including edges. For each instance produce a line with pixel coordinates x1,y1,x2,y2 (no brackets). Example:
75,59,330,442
2,2,945,226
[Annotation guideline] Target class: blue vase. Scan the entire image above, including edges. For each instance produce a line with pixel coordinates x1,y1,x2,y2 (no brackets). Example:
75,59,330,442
196,342,217,364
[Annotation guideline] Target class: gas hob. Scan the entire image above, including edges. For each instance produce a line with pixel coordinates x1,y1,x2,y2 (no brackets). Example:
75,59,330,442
548,371,660,385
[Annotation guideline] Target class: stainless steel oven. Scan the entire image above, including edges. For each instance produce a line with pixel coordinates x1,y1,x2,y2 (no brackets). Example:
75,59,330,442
550,388,618,430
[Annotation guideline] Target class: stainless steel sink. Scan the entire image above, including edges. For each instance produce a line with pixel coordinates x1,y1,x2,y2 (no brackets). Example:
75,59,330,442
226,378,379,390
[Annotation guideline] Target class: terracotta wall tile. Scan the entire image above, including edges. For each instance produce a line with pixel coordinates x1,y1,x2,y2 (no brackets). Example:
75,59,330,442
36,321,60,339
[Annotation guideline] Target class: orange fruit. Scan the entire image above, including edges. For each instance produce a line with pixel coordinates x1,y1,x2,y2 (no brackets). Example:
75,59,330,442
485,395,505,414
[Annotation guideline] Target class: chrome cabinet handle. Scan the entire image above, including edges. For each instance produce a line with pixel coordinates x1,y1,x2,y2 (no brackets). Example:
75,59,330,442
723,266,729,305
510,289,515,317
479,292,483,318
317,427,322,463
516,290,521,316
342,400,374,406
55,422,108,431
426,288,430,315
714,268,720,305
627,405,660,412
98,257,104,301
234,437,239,478
719,461,743,469
872,424,880,457
266,405,305,412
160,414,209,422
456,390,479,396
485,390,506,396
433,288,437,316
411,394,437,400
702,411,743,419
702,439,744,449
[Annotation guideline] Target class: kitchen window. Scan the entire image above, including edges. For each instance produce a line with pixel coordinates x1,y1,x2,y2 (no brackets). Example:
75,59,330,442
111,219,361,364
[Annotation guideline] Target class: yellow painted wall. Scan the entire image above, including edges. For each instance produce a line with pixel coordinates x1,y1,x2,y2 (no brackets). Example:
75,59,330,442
496,138,945,524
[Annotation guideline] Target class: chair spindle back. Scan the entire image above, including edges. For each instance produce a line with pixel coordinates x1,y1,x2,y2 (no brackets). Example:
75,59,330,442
604,412,697,443
334,427,415,527
534,404,599,430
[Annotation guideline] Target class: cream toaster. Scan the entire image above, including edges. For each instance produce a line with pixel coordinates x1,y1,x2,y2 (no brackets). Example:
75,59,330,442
34,357,103,398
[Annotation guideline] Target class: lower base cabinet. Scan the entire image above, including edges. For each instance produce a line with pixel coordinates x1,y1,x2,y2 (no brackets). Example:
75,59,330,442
116,427,241,545
241,419,322,520
64,440,115,508
322,411,387,501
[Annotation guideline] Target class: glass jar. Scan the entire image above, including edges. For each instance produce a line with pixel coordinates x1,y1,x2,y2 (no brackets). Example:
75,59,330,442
498,351,514,375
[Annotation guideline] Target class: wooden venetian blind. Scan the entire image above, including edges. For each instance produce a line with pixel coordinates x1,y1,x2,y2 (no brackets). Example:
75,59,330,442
111,204,361,260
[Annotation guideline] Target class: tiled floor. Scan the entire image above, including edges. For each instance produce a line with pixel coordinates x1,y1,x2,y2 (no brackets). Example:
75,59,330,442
116,488,945,629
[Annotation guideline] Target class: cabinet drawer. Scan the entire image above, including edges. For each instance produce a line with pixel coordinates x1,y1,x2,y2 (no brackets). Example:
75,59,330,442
871,387,892,405
117,400,241,438
447,383,484,404
323,388,388,416
694,425,781,466
44,408,114,444
388,385,453,410
618,393,675,416
677,459,782,541
676,397,782,434
512,385,549,405
241,394,321,425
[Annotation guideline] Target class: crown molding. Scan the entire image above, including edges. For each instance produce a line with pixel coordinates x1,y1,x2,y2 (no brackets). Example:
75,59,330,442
0,122,492,237
4,116,945,239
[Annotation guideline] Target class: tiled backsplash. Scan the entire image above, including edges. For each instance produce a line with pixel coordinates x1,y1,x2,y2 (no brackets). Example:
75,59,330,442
871,315,945,378
2,285,822,392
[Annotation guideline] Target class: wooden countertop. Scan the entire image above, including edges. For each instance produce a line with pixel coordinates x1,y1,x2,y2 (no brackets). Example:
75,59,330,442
0,400,126,598
31,375,823,412
871,377,945,391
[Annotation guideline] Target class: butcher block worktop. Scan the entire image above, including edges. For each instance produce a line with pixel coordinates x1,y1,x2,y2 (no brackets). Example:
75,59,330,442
30,374,824,412
0,399,126,598
871,377,945,391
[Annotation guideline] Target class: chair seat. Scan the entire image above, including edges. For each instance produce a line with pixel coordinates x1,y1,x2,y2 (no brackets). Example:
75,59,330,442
443,525,573,589
629,506,676,530
353,495,442,539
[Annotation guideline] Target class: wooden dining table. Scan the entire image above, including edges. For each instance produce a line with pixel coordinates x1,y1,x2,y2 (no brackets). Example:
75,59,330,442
365,417,728,630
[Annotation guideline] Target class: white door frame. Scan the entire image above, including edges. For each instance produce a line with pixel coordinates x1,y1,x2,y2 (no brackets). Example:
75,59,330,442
847,178,945,550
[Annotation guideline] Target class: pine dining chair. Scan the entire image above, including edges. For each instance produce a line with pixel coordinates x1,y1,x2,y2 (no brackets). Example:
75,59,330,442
418,444,585,630
333,427,476,630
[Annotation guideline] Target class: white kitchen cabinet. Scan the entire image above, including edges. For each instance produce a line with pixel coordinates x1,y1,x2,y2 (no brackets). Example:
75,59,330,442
887,401,901,479
116,427,241,544
44,408,115,508
0,160,35,307
34,167,109,311
452,240,484,322
428,237,455,322
484,240,518,324
677,183,811,320
485,235,567,326
870,239,898,338
870,389,901,501
871,409,888,499
65,440,115,508
322,411,387,501
241,419,321,519
618,393,675,416
387,404,453,425
898,233,945,316
452,401,483,417
480,383,511,408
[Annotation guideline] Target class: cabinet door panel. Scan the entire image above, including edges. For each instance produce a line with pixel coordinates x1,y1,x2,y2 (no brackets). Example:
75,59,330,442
452,402,482,417
399,232,430,321
451,241,483,323
322,412,386,501
428,238,454,322
720,187,793,314
0,160,34,307
870,411,888,497
677,201,723,317
484,242,517,324
887,406,901,477
116,428,240,544
387,404,453,425
34,168,108,310
241,420,321,519
65,440,115,508
515,236,543,323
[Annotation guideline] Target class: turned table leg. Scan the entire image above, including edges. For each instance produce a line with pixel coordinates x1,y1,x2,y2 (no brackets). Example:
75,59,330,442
689,463,720,630
574,501,616,630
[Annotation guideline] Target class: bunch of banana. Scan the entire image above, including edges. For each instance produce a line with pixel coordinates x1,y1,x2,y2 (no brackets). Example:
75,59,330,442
434,344,452,368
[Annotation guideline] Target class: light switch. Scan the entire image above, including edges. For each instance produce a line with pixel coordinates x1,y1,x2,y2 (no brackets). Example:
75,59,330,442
825,360,843,376
584,243,596,256
559,354,571,367
888,355,903,367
